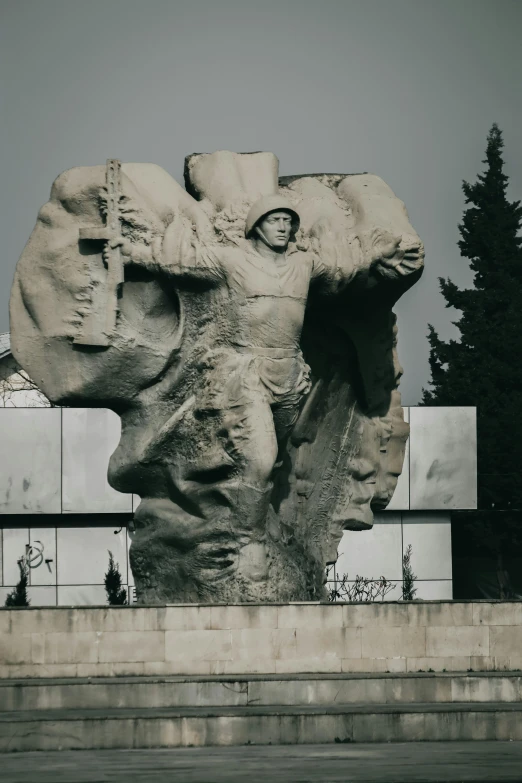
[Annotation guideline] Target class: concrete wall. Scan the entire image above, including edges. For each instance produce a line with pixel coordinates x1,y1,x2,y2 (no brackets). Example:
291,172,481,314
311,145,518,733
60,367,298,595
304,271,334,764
0,514,451,607
332,512,453,600
0,408,134,515
1,602,520,679
0,513,451,606
0,407,477,515
387,406,477,511
0,409,61,514
0,523,132,608
408,407,477,510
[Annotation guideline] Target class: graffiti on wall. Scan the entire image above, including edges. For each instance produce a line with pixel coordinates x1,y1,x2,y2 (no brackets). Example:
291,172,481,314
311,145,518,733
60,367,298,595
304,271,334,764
17,541,54,573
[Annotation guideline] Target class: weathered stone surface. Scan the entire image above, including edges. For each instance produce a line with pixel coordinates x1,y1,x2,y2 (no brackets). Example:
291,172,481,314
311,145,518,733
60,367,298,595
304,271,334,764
426,626,489,658
362,626,426,659
2,602,522,678
10,151,424,603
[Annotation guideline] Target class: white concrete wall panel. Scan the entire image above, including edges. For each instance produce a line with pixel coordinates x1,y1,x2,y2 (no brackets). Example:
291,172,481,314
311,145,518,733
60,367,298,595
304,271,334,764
337,515,403,581
0,409,61,513
414,580,453,600
56,526,128,585
27,586,57,606
58,584,108,606
2,527,29,585
385,407,410,511
28,527,57,586
127,527,134,589
402,513,452,581
409,407,477,510
62,408,132,513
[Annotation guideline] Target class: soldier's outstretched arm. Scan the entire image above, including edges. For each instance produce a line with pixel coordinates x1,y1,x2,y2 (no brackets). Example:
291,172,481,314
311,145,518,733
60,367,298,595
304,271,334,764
308,219,364,295
104,210,225,286
337,173,424,289
308,177,424,298
358,227,424,281
309,235,424,314
160,212,225,284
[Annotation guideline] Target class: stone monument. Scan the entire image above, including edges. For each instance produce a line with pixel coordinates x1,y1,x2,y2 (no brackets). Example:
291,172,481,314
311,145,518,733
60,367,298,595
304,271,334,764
9,151,423,603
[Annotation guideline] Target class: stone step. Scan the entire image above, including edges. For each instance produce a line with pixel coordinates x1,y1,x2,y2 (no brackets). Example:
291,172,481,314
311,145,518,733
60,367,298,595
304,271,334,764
2,671,522,711
1,702,522,750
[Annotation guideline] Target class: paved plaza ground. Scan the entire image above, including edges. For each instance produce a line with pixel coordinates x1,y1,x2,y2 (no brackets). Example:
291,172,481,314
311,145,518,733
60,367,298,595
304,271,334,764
2,741,522,782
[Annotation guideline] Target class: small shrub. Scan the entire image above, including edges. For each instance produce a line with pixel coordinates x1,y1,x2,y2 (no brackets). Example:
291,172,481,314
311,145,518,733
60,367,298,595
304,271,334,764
402,544,417,601
5,557,30,607
104,551,127,606
328,573,396,602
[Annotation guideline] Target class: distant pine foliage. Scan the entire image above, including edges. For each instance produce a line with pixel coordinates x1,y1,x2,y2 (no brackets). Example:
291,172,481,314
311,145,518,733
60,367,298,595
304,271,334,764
423,124,522,512
5,558,30,607
104,550,127,606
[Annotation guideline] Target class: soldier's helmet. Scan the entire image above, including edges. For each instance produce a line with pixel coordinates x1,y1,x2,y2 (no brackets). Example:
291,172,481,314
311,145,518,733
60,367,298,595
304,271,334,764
245,195,300,240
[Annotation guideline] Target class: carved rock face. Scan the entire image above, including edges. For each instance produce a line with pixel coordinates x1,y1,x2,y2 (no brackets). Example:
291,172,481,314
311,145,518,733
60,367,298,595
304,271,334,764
10,150,423,603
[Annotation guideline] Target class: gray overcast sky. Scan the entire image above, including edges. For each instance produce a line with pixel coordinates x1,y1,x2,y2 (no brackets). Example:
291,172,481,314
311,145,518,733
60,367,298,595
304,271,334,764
1,0,521,404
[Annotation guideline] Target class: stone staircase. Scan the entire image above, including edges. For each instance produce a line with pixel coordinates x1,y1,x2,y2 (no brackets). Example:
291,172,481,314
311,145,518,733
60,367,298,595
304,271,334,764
2,671,522,751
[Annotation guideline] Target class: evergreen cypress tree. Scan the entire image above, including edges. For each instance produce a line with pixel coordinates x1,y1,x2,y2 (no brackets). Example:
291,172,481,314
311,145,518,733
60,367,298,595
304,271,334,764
423,124,522,512
402,544,417,601
5,558,30,607
423,125,522,597
104,550,127,606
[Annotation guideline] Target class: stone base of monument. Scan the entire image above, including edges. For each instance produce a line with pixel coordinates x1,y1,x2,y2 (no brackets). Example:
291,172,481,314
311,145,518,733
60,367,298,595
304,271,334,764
2,674,522,751
1,602,522,750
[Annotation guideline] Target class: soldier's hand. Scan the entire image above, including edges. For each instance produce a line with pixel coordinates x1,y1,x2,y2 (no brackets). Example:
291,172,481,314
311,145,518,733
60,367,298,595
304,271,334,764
370,228,403,263
369,228,424,278
103,236,153,266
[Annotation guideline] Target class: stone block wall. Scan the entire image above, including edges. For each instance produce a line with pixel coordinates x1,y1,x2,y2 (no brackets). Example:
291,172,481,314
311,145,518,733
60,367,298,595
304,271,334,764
1,602,521,679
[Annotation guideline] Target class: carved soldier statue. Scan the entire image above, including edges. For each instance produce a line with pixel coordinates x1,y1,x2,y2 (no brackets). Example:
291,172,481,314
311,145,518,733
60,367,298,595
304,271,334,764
10,151,423,602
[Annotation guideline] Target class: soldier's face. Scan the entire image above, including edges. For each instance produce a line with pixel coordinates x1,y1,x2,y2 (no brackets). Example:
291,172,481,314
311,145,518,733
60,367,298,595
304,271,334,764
257,211,293,249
